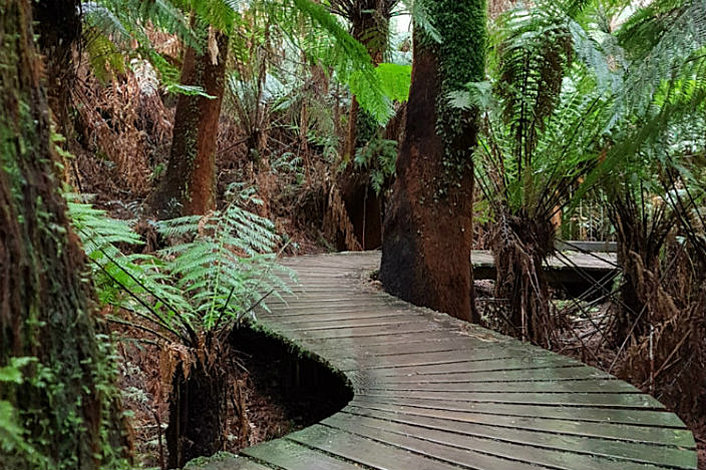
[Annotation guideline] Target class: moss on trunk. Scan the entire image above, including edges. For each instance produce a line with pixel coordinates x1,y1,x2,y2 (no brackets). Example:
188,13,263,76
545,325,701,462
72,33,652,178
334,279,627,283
380,0,486,322
0,1,130,468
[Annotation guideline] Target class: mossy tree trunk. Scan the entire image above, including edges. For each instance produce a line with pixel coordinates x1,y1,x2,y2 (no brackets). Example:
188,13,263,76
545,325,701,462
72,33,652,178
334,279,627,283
0,1,130,468
150,23,229,218
380,0,485,322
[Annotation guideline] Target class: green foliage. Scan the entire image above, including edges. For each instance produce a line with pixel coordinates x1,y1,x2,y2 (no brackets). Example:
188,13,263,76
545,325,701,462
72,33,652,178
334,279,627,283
82,0,194,87
579,0,706,216
350,63,412,103
354,138,398,194
85,0,400,124
467,0,614,218
156,187,291,330
67,187,291,345
0,358,45,467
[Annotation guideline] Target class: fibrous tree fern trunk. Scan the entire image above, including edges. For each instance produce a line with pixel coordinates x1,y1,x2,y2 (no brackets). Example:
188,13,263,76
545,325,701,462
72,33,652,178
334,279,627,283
335,0,394,250
166,348,231,468
492,212,556,345
380,0,485,322
608,193,674,341
609,195,706,418
151,21,229,217
0,1,130,467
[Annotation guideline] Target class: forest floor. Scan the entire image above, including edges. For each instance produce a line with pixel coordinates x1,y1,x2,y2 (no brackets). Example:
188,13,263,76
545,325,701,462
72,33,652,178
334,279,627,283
114,321,350,468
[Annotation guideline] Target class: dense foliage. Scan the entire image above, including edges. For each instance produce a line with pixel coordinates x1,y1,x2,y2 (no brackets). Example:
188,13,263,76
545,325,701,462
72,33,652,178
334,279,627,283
2,0,706,467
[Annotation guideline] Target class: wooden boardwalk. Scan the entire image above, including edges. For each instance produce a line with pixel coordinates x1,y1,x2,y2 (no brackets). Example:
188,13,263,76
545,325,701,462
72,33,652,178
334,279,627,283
203,252,697,470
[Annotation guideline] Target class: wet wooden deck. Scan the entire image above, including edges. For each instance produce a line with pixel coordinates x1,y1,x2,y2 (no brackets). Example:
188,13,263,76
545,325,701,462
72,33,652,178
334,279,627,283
202,252,696,470
471,249,619,296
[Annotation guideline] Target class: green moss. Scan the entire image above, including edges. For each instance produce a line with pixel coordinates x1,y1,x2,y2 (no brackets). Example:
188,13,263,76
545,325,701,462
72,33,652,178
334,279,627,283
422,0,487,190
237,320,355,393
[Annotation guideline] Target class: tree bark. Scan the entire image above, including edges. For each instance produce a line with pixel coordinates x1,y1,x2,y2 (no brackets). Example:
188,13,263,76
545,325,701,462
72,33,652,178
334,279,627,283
150,24,229,218
167,357,229,468
492,213,555,345
32,0,81,130
610,198,671,341
380,0,486,322
0,1,130,467
336,1,391,250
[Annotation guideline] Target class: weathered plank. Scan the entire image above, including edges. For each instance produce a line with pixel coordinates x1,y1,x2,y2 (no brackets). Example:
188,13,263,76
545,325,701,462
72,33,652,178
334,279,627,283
323,412,686,470
336,407,695,468
352,395,686,427
288,424,514,470
241,439,362,470
345,402,695,447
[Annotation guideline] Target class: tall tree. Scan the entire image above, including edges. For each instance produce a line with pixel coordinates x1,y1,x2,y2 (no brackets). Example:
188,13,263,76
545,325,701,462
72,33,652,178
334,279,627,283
32,0,82,130
332,0,396,250
0,0,130,467
379,0,486,322
150,19,229,217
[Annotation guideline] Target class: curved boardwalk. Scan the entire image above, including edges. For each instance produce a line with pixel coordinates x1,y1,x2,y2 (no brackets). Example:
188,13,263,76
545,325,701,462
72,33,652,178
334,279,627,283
207,252,697,470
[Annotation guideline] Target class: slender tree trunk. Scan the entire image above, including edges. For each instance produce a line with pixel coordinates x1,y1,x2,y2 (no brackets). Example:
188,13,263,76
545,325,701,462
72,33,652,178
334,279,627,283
380,0,486,322
0,1,130,467
167,356,229,468
32,0,81,131
150,24,229,217
336,4,390,250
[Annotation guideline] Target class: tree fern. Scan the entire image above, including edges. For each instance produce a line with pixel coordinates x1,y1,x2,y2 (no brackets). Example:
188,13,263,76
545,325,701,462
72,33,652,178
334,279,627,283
463,0,615,218
66,188,292,345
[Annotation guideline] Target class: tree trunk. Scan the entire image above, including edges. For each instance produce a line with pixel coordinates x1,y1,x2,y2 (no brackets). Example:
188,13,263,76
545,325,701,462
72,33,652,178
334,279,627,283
336,3,390,250
609,197,672,341
380,0,486,322
32,0,81,130
0,1,130,468
167,357,229,468
492,213,555,345
150,24,229,218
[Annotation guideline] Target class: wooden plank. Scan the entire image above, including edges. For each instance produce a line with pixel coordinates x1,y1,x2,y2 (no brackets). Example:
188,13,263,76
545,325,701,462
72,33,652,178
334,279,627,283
242,439,363,470
301,330,502,351
287,423,528,470
355,357,582,375
361,357,619,377
358,389,662,408
312,336,505,355
338,407,695,468
345,402,696,448
269,312,417,324
362,378,634,393
352,396,686,428
191,455,273,470
324,412,684,470
378,365,611,382
266,322,453,341
347,366,618,393
284,316,424,332
353,349,574,369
